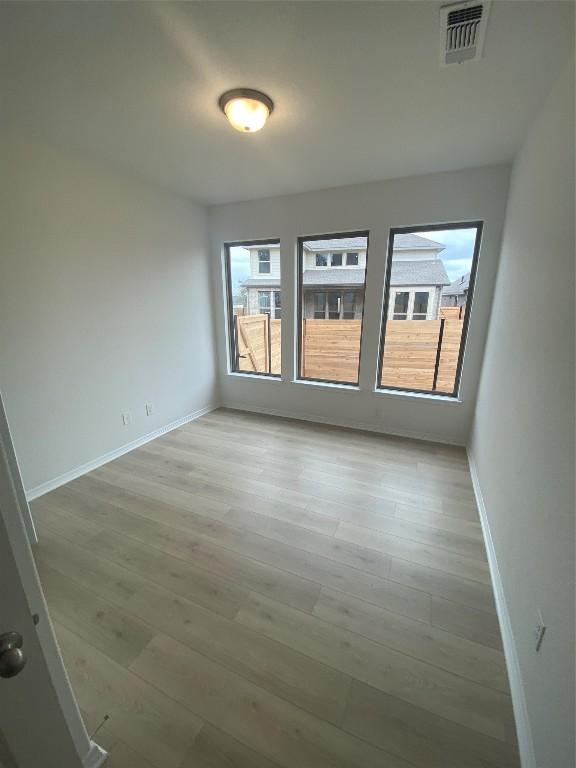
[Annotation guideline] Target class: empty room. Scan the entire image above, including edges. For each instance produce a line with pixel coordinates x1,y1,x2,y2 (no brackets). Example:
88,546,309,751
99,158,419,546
0,2,573,768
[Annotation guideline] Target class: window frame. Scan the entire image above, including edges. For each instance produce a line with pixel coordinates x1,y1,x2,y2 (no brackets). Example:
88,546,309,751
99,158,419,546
377,221,483,398
258,249,271,274
224,238,281,379
297,230,370,387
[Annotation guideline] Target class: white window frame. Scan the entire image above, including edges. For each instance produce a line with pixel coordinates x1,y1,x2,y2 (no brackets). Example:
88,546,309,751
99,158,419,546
388,288,432,320
258,249,271,274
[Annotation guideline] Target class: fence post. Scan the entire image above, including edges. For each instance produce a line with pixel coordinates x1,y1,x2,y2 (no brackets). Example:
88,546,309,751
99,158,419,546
302,319,306,378
432,318,445,391
233,314,240,371
267,313,272,374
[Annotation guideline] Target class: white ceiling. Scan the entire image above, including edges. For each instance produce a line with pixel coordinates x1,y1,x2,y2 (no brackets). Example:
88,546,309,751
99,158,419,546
1,1,573,205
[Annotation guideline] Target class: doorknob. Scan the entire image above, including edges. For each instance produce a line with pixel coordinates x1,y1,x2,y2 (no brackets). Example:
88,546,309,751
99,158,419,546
0,632,26,679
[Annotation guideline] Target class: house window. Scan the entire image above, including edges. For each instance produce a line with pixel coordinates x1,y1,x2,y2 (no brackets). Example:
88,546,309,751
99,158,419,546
378,223,482,396
259,291,271,314
224,240,281,378
346,253,359,266
412,291,429,320
315,254,328,267
299,231,369,385
258,249,271,274
274,291,282,320
393,292,409,319
313,292,326,319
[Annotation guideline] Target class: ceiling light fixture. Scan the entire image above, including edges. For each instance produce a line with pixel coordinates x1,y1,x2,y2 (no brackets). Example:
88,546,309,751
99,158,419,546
218,88,274,133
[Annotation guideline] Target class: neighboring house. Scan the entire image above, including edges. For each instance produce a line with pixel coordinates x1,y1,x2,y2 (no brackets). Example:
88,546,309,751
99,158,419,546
442,272,470,308
241,233,450,320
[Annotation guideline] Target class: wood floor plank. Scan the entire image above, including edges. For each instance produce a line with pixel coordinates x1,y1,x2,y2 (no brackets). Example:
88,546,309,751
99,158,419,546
313,588,508,692
336,521,491,584
32,408,517,767
36,562,154,667
181,724,283,768
431,596,504,651
130,633,414,768
343,681,519,768
236,593,508,740
43,485,321,612
55,623,203,768
34,529,350,726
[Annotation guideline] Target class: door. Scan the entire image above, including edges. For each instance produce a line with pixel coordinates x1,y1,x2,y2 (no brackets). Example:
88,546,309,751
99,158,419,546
0,391,105,768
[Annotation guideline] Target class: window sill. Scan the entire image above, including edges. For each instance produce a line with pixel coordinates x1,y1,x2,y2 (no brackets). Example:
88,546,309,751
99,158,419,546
228,372,281,382
293,378,360,392
374,388,462,405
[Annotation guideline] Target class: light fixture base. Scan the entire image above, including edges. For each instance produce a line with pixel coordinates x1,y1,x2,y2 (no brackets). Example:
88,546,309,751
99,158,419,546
218,88,274,116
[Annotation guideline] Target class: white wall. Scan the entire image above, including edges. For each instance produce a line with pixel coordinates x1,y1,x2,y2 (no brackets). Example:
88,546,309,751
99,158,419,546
209,165,510,444
469,64,575,768
0,133,218,494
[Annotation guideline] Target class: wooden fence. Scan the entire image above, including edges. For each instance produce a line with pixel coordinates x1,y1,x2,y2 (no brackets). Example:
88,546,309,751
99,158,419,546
236,315,463,393
236,314,281,374
440,306,464,320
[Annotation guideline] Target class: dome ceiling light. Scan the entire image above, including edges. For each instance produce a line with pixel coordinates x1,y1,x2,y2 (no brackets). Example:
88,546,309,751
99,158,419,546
218,88,274,133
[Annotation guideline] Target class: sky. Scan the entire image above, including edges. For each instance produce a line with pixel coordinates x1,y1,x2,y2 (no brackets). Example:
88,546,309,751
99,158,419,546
228,227,477,293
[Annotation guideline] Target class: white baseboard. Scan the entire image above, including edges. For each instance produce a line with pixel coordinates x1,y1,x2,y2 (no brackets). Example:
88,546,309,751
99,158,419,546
222,401,463,447
83,741,107,768
25,403,218,501
467,449,536,768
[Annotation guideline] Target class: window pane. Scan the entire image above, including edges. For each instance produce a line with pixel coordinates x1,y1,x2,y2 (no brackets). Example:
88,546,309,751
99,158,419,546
379,225,481,395
343,291,355,319
299,233,369,384
316,254,328,267
394,292,409,316
259,291,271,312
225,241,281,377
327,292,340,319
274,291,282,321
346,253,359,266
413,291,429,317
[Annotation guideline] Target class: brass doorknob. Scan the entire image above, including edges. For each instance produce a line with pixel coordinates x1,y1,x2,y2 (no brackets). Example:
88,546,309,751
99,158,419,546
0,632,26,679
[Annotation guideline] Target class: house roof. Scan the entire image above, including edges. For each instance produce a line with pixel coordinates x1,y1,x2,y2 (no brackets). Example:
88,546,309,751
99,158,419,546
243,258,450,290
301,233,445,252
443,272,470,296
391,259,450,286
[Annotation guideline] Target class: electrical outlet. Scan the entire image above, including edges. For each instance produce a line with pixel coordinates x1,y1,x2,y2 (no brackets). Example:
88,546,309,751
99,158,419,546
534,611,546,652
145,403,154,416
121,411,132,426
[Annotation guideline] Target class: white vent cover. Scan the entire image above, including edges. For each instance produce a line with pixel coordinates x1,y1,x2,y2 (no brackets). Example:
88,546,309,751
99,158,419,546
440,1,491,65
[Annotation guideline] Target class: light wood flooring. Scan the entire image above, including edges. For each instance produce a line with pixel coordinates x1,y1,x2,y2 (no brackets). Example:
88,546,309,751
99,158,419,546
31,408,520,768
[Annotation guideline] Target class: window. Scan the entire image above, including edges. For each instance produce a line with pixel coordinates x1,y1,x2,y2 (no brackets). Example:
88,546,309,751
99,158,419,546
393,291,409,319
299,231,369,385
378,222,482,396
346,253,359,266
258,249,270,274
274,291,282,320
224,239,281,377
412,291,429,320
316,254,328,267
258,291,271,314
313,292,326,319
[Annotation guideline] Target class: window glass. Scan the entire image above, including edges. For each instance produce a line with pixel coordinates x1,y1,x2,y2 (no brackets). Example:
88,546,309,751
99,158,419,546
413,291,429,320
274,291,282,321
343,291,355,319
313,292,326,319
299,232,369,384
327,292,340,319
393,292,409,319
225,240,281,377
316,254,328,267
379,224,482,395
258,249,271,274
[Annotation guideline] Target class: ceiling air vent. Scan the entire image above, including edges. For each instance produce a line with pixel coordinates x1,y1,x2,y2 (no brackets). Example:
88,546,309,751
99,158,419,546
440,1,491,66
